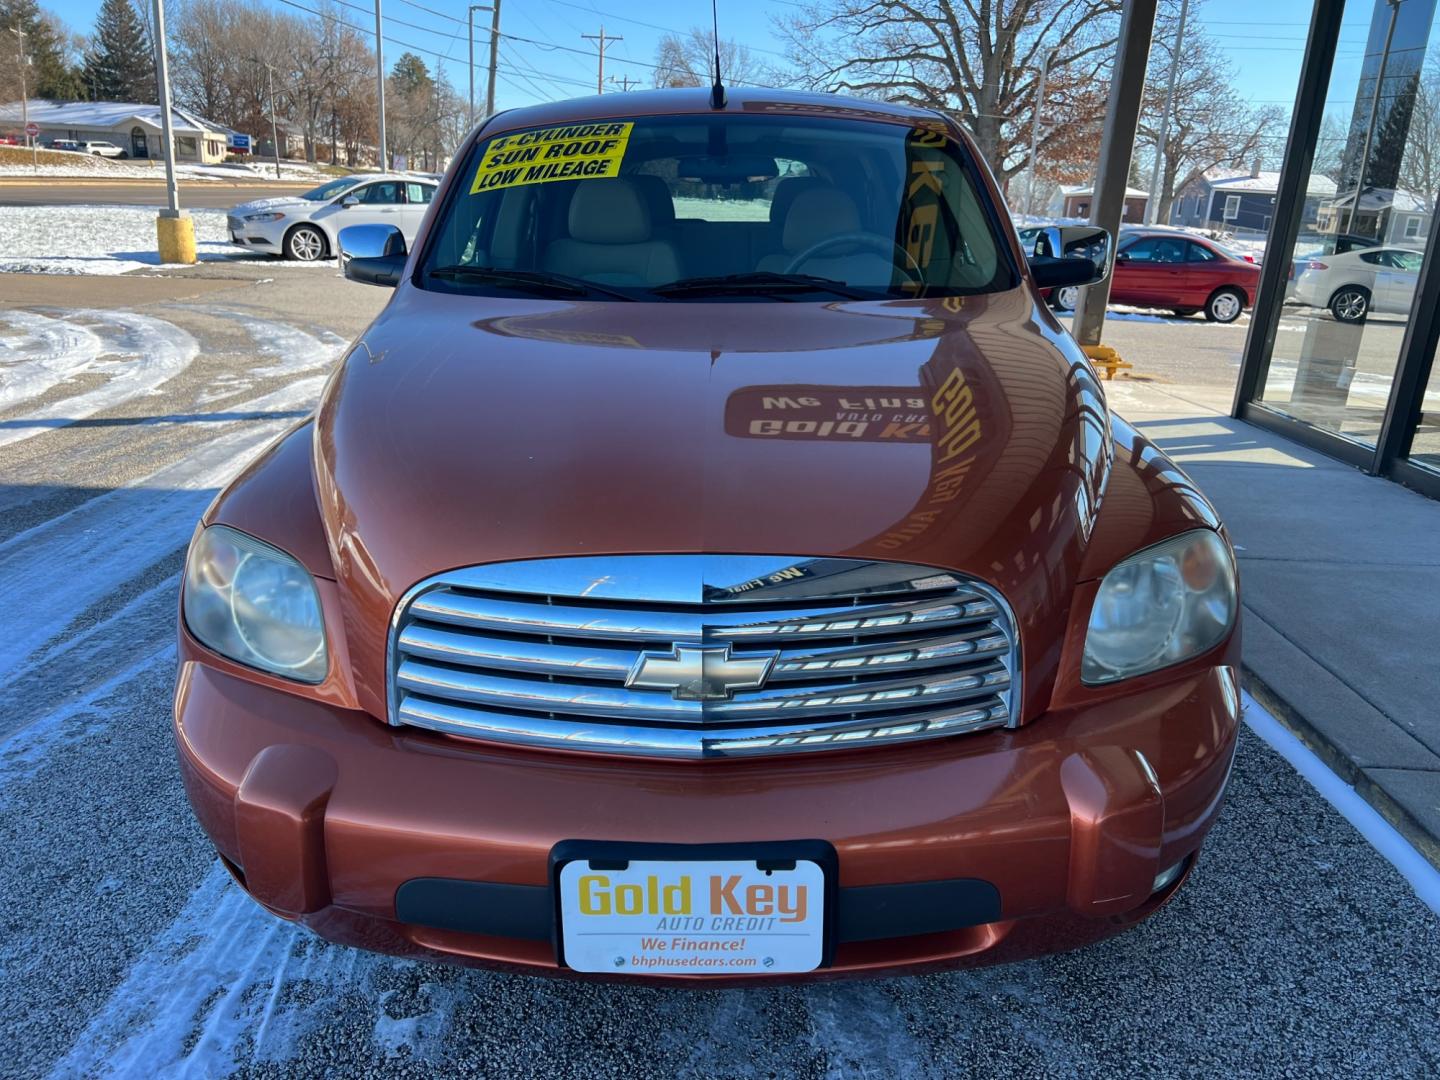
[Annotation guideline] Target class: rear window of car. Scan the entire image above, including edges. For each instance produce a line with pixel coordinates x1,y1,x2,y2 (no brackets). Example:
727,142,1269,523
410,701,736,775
418,113,1018,300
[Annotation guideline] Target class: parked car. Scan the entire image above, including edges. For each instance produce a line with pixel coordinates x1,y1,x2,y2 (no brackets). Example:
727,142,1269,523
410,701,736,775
1292,246,1423,323
1286,234,1378,299
0,133,20,145
47,138,82,153
1056,230,1261,322
225,173,438,261
175,88,1240,983
81,140,125,157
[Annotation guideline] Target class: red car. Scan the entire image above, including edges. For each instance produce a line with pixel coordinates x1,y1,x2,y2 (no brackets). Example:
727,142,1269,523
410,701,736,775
1052,231,1261,323
172,88,1241,983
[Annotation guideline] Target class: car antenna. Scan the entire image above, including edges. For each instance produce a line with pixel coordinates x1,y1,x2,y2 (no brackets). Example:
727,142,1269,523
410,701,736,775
709,0,727,109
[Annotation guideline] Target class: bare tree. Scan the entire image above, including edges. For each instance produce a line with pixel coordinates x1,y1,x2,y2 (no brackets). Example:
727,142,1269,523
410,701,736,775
1399,63,1440,215
653,28,772,89
1138,17,1284,222
777,0,1123,190
1312,111,1348,183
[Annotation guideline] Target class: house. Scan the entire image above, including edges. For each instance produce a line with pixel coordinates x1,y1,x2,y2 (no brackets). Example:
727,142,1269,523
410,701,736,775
1169,166,1338,234
1051,182,1150,222
253,116,308,161
1316,187,1432,247
0,99,232,163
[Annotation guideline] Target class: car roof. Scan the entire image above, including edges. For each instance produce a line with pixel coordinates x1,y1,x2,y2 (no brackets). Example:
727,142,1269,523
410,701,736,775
473,87,952,144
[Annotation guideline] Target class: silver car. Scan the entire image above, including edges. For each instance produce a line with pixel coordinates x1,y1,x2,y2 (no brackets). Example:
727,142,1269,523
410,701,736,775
1292,246,1424,323
226,173,438,261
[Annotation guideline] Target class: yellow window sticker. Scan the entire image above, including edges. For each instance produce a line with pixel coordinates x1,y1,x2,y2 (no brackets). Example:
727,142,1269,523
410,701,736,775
470,121,634,195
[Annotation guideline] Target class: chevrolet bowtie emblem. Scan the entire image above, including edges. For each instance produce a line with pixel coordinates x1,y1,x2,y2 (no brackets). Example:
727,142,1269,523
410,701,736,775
625,644,778,701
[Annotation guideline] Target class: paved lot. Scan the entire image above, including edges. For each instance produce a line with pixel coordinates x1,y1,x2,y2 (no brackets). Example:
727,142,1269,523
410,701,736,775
0,179,315,208
1,270,1437,1077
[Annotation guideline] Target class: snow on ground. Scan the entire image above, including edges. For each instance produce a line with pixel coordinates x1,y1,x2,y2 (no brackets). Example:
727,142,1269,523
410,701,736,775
0,309,200,449
673,196,771,221
0,152,342,182
0,204,252,274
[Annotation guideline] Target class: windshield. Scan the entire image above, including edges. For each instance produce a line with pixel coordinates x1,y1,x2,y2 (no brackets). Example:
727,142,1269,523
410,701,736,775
419,114,1017,300
304,177,364,202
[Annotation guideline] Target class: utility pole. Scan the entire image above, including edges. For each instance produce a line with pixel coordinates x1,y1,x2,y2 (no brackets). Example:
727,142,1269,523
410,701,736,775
150,0,195,263
1346,0,1403,236
581,26,621,95
265,62,281,179
1146,0,1189,225
468,3,500,127
10,26,34,171
374,0,387,169
609,74,640,92
1026,49,1057,217
486,0,500,119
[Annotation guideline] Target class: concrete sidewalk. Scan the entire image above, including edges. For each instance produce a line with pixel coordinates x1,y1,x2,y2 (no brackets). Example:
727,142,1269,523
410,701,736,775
1105,375,1440,865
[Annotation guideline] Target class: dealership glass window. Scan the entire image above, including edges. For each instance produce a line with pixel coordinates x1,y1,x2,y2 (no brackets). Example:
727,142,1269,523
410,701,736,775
1408,353,1440,470
1253,0,1440,449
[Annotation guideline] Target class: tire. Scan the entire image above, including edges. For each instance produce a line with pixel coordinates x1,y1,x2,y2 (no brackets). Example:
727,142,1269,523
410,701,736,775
284,224,327,262
1052,285,1080,312
1329,285,1369,324
1205,287,1245,323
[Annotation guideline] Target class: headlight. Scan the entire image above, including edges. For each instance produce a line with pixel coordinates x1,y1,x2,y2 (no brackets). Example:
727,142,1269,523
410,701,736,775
1082,529,1236,684
244,211,285,222
183,525,328,683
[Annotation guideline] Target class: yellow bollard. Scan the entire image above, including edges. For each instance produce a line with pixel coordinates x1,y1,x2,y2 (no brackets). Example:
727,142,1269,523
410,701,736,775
156,211,197,265
1081,343,1134,381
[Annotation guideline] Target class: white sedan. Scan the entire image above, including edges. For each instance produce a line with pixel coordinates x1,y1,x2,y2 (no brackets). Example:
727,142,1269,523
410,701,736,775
1292,246,1423,323
226,173,438,261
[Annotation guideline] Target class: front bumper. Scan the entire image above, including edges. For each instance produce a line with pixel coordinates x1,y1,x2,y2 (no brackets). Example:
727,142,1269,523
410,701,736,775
226,215,285,249
174,658,1240,983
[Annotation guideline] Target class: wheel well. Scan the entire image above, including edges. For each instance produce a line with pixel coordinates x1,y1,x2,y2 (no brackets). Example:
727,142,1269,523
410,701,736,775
283,222,328,257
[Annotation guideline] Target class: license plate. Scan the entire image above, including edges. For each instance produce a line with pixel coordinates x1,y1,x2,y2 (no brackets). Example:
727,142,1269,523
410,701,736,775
558,858,826,974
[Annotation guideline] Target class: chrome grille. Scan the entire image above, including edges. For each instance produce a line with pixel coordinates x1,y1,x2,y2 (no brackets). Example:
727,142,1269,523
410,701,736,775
387,556,1019,758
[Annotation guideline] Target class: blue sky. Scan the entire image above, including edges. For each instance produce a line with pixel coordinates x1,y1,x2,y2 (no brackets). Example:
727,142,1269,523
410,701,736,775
36,0,1385,137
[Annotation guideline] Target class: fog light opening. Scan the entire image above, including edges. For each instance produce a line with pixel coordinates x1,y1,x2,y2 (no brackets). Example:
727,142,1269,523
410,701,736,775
1152,858,1186,896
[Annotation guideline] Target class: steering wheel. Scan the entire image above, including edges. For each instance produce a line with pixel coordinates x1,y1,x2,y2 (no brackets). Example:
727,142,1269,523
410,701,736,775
784,232,926,289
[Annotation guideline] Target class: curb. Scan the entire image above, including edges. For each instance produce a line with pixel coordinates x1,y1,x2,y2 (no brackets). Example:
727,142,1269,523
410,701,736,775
1244,664,1440,871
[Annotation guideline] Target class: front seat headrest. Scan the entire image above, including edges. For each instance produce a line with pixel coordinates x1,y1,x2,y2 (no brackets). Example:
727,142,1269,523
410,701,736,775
568,179,652,244
782,187,861,253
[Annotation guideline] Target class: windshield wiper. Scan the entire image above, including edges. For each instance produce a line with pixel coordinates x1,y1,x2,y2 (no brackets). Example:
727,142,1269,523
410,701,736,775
650,271,871,300
427,265,636,301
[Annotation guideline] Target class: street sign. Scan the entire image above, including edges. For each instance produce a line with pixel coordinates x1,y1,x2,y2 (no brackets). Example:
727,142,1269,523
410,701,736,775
24,122,39,138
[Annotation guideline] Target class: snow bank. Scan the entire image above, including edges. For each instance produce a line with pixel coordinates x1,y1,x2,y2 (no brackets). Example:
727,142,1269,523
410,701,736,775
0,204,251,274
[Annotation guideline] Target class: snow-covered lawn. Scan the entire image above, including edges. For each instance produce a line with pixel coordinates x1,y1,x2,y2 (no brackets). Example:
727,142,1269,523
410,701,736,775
0,149,345,183
0,204,262,274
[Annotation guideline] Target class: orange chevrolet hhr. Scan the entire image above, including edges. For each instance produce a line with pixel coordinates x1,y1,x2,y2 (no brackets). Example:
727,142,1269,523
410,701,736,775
173,87,1240,982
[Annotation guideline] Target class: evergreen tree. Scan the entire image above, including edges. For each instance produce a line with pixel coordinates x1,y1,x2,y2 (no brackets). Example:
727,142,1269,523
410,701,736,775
0,0,85,100
82,0,153,103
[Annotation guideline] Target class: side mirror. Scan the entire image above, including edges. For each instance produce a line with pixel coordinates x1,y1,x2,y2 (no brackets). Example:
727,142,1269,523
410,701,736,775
339,224,407,288
1026,225,1112,289
341,195,360,207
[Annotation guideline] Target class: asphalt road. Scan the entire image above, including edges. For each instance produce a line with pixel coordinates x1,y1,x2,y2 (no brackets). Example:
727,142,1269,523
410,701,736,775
1,269,1437,1078
0,180,314,208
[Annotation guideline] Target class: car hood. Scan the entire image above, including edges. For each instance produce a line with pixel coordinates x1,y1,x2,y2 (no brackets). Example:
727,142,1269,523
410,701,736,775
229,196,313,217
313,284,1112,716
